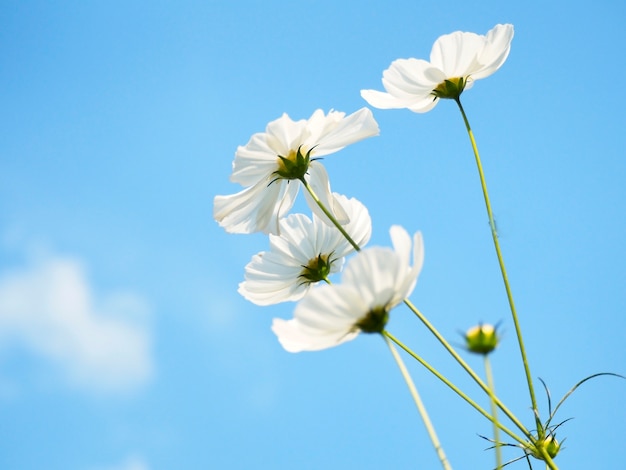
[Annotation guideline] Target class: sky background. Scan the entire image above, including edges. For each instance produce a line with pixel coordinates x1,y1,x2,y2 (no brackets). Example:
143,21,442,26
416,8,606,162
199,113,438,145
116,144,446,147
1,1,625,469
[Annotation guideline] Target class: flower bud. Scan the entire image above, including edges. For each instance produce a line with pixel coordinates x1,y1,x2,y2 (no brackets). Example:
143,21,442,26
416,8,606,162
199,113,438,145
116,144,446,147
465,323,499,355
528,434,561,460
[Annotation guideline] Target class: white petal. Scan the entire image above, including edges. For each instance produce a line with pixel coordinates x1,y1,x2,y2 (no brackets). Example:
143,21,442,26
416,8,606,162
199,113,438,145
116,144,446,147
310,108,380,157
342,225,422,308
264,113,308,156
213,177,299,234
430,30,484,78
361,59,443,112
272,284,364,352
412,231,425,277
342,247,406,309
384,59,442,97
238,252,308,306
360,89,413,109
231,133,280,186
271,317,360,353
394,231,424,305
271,213,318,262
303,163,349,226
389,225,412,266
472,24,514,80
321,193,372,257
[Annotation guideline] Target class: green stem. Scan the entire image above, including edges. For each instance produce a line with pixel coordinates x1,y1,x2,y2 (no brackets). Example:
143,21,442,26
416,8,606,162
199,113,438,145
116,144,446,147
454,97,540,429
538,447,559,470
403,299,531,439
299,176,361,252
484,355,503,469
383,334,453,470
384,331,526,447
303,172,530,439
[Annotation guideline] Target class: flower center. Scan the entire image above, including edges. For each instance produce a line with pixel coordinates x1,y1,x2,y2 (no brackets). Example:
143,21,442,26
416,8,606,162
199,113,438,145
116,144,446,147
274,146,312,181
298,253,334,284
356,305,389,334
431,77,467,100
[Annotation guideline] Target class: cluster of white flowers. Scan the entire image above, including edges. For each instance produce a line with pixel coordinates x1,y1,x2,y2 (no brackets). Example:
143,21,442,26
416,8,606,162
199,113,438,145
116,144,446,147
214,24,514,352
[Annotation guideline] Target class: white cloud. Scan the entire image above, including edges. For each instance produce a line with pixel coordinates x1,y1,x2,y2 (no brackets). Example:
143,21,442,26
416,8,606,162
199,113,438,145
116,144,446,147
0,255,153,393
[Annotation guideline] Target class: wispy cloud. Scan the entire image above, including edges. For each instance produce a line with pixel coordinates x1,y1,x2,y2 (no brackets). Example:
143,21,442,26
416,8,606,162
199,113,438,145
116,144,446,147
0,255,154,394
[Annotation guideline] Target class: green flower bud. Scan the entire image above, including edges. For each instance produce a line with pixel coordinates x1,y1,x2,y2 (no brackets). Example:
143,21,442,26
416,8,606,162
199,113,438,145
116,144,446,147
528,435,561,461
465,323,499,355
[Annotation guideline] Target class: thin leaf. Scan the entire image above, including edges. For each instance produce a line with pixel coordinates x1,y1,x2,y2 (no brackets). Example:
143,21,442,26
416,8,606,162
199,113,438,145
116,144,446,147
538,377,553,418
551,372,625,419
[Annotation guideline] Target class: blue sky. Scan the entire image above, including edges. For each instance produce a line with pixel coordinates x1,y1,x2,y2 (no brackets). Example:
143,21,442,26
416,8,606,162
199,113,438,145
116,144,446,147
1,1,625,469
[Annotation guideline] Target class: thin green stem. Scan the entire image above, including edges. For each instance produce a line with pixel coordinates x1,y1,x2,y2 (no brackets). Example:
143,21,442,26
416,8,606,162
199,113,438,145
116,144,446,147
303,167,534,445
384,331,526,447
383,334,452,470
484,355,503,469
299,176,361,252
454,97,540,429
540,449,558,470
403,299,531,439
303,173,530,438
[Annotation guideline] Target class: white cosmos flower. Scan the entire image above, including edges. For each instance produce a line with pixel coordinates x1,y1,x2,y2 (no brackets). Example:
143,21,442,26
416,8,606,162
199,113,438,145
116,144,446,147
214,108,379,234
238,194,372,306
361,24,514,113
272,225,424,352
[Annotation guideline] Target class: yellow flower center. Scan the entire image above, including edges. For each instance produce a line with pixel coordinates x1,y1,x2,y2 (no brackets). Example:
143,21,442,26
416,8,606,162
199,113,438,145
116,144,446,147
273,146,312,181
298,253,333,284
431,77,467,100
276,149,298,174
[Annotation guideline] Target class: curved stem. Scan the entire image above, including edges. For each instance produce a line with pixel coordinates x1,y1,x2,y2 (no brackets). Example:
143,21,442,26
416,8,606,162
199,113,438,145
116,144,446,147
484,355,503,469
383,334,452,470
403,299,531,439
299,176,361,252
454,97,540,429
385,331,526,447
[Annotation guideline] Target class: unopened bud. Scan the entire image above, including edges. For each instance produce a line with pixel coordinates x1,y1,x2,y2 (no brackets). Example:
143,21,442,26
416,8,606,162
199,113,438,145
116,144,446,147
528,434,561,460
465,323,499,355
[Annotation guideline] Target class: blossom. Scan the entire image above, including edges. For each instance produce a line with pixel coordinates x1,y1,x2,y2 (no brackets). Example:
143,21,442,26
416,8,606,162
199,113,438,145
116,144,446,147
361,24,514,113
272,225,424,352
214,108,379,234
238,194,372,306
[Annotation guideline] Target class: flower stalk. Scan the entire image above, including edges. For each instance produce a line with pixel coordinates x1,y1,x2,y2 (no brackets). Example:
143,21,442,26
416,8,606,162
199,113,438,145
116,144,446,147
403,299,531,439
299,176,362,252
305,177,531,439
454,97,540,430
384,331,526,447
383,334,452,470
484,355,503,470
